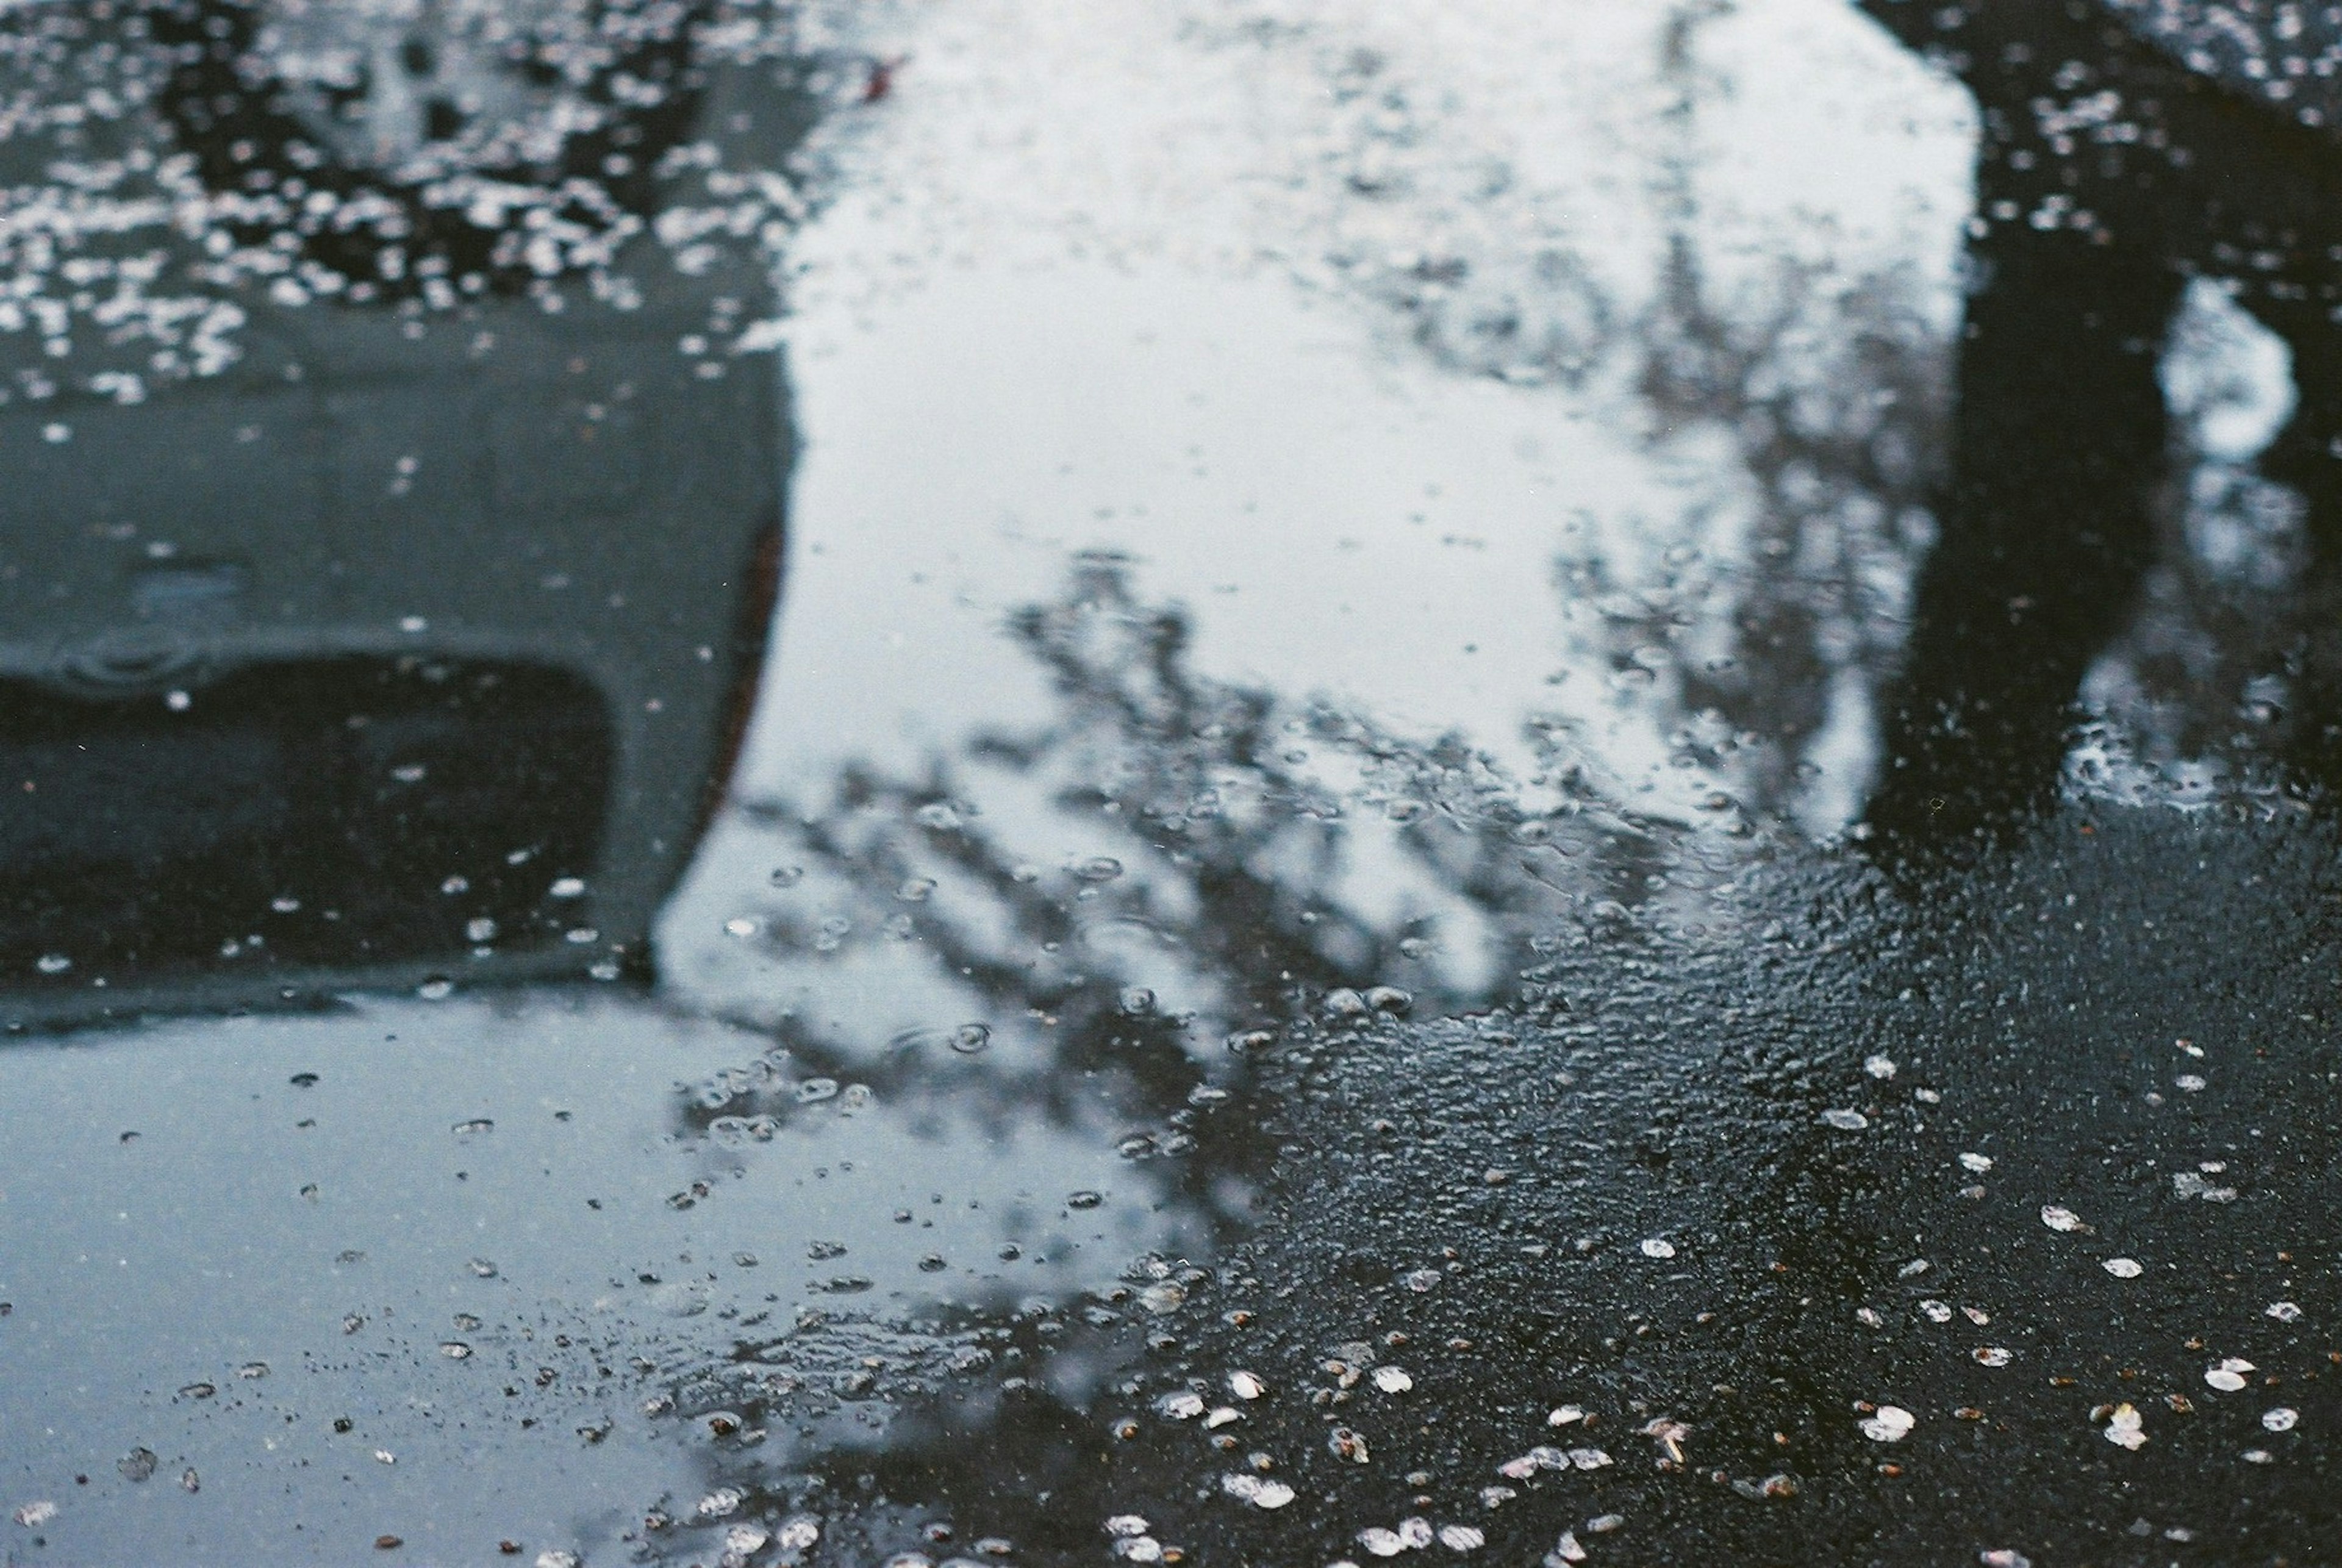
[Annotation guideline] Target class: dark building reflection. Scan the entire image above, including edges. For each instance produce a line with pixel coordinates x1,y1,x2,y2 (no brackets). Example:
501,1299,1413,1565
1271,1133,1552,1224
0,0,811,1025
1858,0,2342,851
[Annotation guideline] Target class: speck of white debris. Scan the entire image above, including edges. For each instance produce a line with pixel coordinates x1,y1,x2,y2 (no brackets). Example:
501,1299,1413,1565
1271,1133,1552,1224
1958,1152,1994,1173
1979,1552,2033,1568
12,1502,57,1528
1864,1055,1898,1079
1974,1347,2013,1367
2175,1075,2206,1092
2205,1359,2255,1392
2171,1171,2240,1203
2105,1403,2147,1450
1548,1529,1589,1564
2104,1257,2144,1278
2243,1448,2276,1464
1639,1238,1675,1259
2040,1205,2084,1231
1106,1516,1150,1538
373,1450,395,1465
1206,1407,1241,1428
1857,1307,1884,1328
1963,1306,1991,1325
1897,1258,1930,1278
698,1487,745,1518
1140,1281,1188,1313
1913,1087,1942,1104
1222,1475,1294,1510
1438,1525,1484,1552
1230,1370,1267,1400
1547,1404,1586,1427
1479,1487,1516,1509
2263,1408,2299,1433
2267,1301,2302,1322
1359,1528,1405,1558
1585,1516,1624,1534
1920,1300,1953,1323
1403,1269,1442,1292
1859,1405,1916,1442
1373,1366,1414,1394
1821,1109,1869,1131
535,1553,579,1568
1158,1391,1206,1420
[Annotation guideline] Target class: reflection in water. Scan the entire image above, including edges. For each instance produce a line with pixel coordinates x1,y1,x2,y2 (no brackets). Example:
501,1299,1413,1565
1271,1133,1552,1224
10,0,2342,1562
1858,0,2342,849
0,0,809,1024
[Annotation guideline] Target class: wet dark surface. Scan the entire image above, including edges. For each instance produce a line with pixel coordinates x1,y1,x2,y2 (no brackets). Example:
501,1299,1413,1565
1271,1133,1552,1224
2,2,2340,1564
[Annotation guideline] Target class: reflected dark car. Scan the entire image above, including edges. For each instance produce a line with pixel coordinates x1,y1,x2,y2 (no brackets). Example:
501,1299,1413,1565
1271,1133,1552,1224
0,0,803,1025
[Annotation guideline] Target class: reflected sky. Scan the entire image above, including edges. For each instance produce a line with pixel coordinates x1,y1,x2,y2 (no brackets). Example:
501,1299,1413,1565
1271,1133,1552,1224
8,1,2342,1563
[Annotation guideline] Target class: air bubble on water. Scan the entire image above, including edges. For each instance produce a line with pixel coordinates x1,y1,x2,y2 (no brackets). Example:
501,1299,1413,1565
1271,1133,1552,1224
724,917,760,939
1373,1366,1414,1394
1075,856,1125,882
1639,1238,1675,1259
453,1119,493,1136
549,877,586,898
1068,1189,1103,1209
1858,1406,1915,1442
34,954,69,975
797,1078,840,1103
1119,987,1156,1015
178,1383,216,1400
1324,987,1369,1017
1958,1152,1993,1173
2263,1407,2299,1432
373,1450,395,1465
1863,1055,1898,1079
2205,1358,2255,1392
770,866,804,887
2039,1205,2084,1232
915,802,963,831
1366,986,1413,1014
2267,1300,2302,1322
697,1486,745,1519
237,1362,268,1379
418,976,454,1000
2104,1257,2144,1278
118,1448,157,1483
1820,1109,1868,1131
440,1342,472,1359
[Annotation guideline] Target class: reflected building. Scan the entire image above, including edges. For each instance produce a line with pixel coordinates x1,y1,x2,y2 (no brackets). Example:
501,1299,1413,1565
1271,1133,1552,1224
1857,0,2342,849
0,0,812,1024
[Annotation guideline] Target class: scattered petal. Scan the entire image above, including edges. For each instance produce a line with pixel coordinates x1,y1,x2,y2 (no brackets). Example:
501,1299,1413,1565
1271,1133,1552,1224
1639,1239,1675,1259
1858,1406,1916,1442
2102,1258,2143,1278
2104,1403,2147,1450
1821,1109,1869,1131
2206,1359,2255,1394
2266,1301,2302,1323
2263,1408,2299,1433
1372,1366,1414,1394
1437,1525,1484,1552
1957,1152,1993,1173
2039,1205,2083,1232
